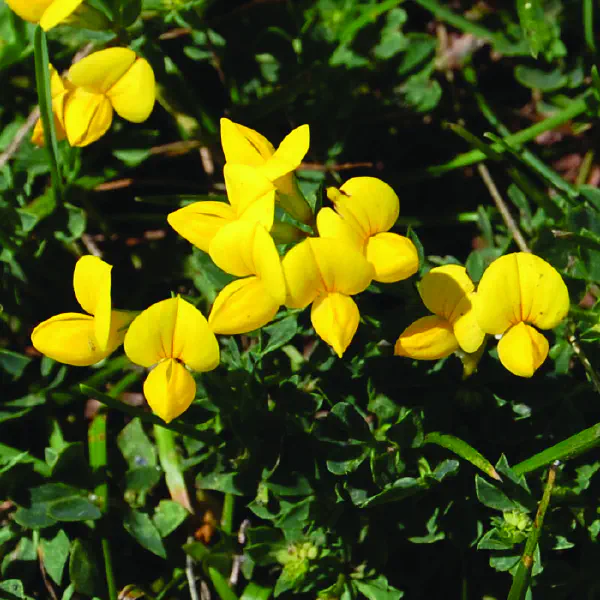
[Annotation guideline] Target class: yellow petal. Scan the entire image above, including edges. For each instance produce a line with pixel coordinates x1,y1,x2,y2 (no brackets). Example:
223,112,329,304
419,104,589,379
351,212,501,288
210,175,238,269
31,311,125,366
366,232,419,283
31,93,68,147
316,207,363,249
452,293,485,353
475,253,570,334
223,163,276,225
209,277,280,334
6,0,53,22
394,315,459,360
107,57,155,122
497,322,549,377
63,88,113,147
124,297,219,372
144,359,196,423
209,221,286,305
73,255,112,316
260,124,310,182
282,238,374,309
167,201,236,253
68,47,136,93
39,0,84,30
418,265,475,321
220,118,274,166
311,292,359,358
328,177,400,239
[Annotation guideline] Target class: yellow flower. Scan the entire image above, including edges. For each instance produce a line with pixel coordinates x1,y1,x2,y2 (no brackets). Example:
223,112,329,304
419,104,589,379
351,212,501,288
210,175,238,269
124,297,220,423
168,164,276,253
474,252,569,377
318,177,419,283
32,65,70,147
6,0,83,30
395,265,485,360
31,256,132,366
282,238,374,357
208,221,286,335
34,48,156,148
220,118,312,223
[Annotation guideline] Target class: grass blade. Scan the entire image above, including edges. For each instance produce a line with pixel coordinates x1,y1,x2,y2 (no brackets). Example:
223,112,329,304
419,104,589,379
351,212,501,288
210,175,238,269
33,26,63,202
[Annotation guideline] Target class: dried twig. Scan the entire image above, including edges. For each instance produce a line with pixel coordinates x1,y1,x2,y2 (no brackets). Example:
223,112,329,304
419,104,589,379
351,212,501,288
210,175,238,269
186,537,201,600
300,161,374,172
477,163,531,253
229,519,251,586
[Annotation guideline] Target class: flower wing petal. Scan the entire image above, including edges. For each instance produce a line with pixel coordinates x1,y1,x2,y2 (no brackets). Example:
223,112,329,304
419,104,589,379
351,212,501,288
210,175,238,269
209,277,280,335
6,0,53,23
68,47,136,93
261,124,309,182
64,88,113,147
31,313,108,366
497,322,549,377
144,359,196,423
366,232,419,283
394,315,459,360
316,207,363,249
73,255,112,316
220,118,273,165
106,57,155,123
167,201,236,253
223,163,275,224
39,0,84,29
282,239,322,309
452,293,485,354
419,265,475,321
311,292,359,358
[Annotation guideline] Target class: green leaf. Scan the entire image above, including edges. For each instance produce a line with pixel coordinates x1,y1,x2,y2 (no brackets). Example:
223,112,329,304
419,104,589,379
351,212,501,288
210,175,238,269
240,581,273,600
47,496,102,522
153,500,189,537
123,508,166,558
0,579,32,600
69,539,100,597
41,530,70,586
514,65,567,91
118,417,157,469
400,74,442,112
354,575,403,600
0,395,45,423
260,316,299,357
326,402,372,442
124,466,162,494
0,350,31,379
516,0,555,58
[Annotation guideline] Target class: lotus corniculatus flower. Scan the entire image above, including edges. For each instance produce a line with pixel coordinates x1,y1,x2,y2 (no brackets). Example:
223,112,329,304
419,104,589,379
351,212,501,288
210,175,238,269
124,297,220,423
6,0,84,30
318,177,419,283
395,265,485,361
282,238,374,357
168,164,276,253
474,252,569,377
208,221,286,335
33,48,156,148
31,256,133,366
220,118,312,224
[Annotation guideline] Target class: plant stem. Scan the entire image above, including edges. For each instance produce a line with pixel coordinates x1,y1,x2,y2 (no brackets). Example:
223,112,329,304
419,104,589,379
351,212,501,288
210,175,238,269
584,0,596,53
507,463,558,600
221,493,234,535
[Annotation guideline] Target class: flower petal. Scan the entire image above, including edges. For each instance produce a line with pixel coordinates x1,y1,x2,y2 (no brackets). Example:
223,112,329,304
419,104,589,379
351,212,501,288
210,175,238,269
68,47,136,93
73,255,112,316
167,201,236,253
311,292,359,358
39,0,84,30
282,238,374,309
452,294,485,353
209,277,280,334
107,57,155,123
31,312,122,366
6,0,53,23
394,315,459,360
316,207,363,249
223,163,276,225
328,177,400,239
144,359,196,423
220,118,274,166
260,124,310,182
418,265,475,321
125,297,219,372
209,221,286,305
475,253,570,334
366,232,419,283
63,88,113,147
497,322,549,377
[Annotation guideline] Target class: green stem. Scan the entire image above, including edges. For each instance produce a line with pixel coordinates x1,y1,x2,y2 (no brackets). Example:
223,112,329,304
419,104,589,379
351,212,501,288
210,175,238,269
208,566,239,600
154,425,193,512
221,494,234,535
422,92,593,178
507,464,557,600
584,0,596,53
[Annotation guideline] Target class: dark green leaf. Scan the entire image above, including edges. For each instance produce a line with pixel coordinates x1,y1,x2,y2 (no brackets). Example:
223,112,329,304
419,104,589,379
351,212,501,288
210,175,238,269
123,509,166,558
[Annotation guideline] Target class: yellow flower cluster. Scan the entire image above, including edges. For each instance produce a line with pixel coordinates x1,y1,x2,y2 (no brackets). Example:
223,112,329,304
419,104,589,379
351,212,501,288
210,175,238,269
5,1,156,148
395,253,570,378
30,119,571,426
